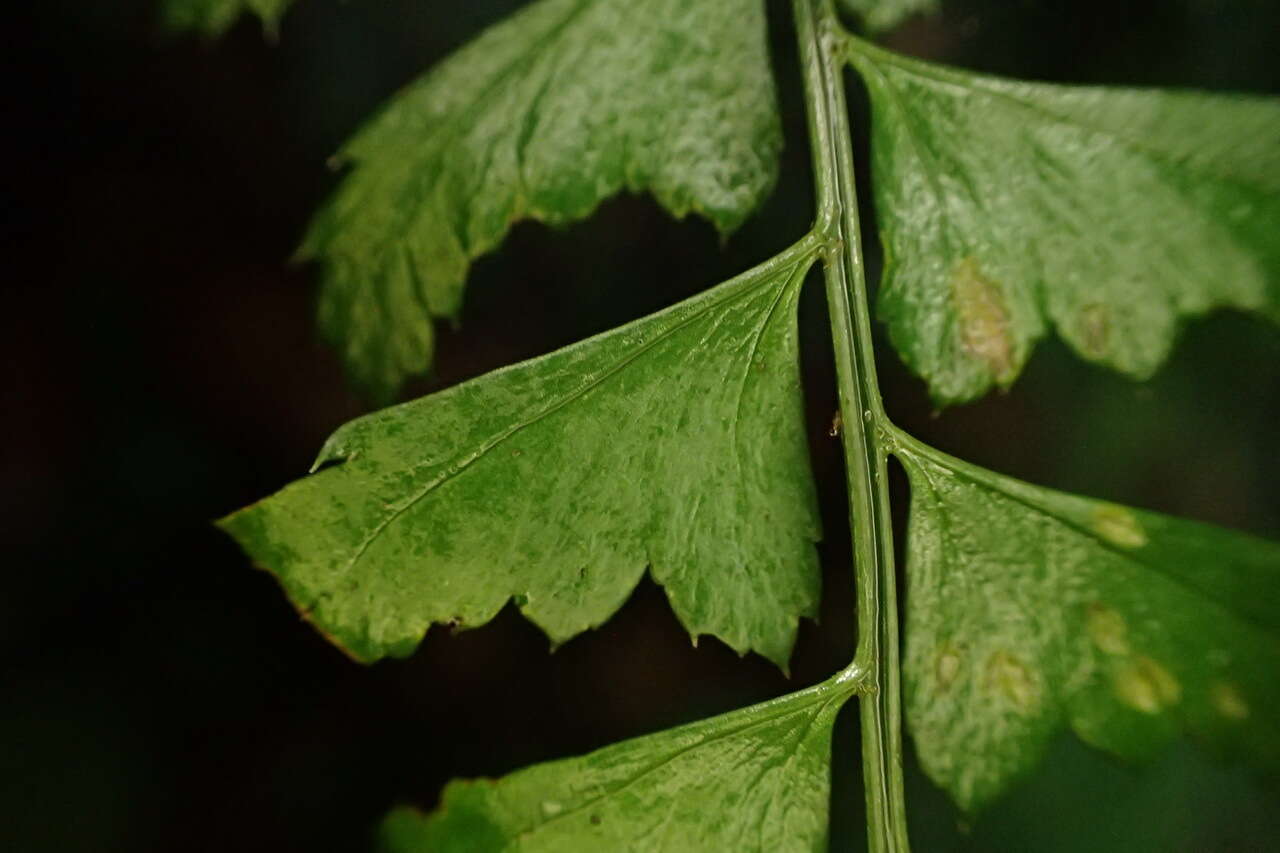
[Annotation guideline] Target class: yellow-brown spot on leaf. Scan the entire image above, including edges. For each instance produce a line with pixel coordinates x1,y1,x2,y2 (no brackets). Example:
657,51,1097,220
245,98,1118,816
936,643,962,689
1090,504,1148,549
1086,602,1130,656
1113,656,1181,714
985,651,1039,712
1079,303,1111,359
951,257,1017,384
1210,681,1250,721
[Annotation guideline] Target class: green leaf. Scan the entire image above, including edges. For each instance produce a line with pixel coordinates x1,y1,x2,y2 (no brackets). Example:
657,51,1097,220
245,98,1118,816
837,0,938,34
160,0,291,37
379,677,858,853
219,244,821,668
894,435,1280,813
303,0,785,402
847,37,1280,404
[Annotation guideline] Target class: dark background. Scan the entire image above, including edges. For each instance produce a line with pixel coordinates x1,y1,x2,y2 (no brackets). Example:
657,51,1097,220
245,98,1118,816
6,1,1279,850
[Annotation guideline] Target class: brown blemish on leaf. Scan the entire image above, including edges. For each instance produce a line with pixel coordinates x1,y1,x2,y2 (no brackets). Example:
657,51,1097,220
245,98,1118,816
1210,680,1249,721
1079,303,1111,359
951,257,1017,384
1086,602,1130,656
935,642,962,689
985,650,1040,712
1113,656,1181,714
1090,504,1148,549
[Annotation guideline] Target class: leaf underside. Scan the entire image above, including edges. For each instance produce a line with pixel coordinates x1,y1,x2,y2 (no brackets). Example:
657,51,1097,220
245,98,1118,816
301,0,784,402
850,39,1280,405
380,681,851,853
897,442,1280,813
219,247,821,669
161,0,291,37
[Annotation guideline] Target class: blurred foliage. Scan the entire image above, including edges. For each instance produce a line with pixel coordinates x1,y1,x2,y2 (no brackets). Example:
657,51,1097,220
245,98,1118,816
4,0,1277,851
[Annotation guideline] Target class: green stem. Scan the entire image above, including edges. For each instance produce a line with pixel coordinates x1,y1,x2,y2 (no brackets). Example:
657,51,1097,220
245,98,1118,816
793,1,910,850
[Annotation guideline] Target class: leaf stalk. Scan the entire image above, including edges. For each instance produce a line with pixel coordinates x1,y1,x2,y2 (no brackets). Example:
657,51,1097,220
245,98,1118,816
793,0,910,850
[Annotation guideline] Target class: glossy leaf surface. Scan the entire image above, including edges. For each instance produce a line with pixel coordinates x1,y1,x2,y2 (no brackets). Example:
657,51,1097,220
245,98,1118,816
220,247,821,668
896,437,1280,812
303,0,784,401
380,678,856,853
849,38,1280,404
